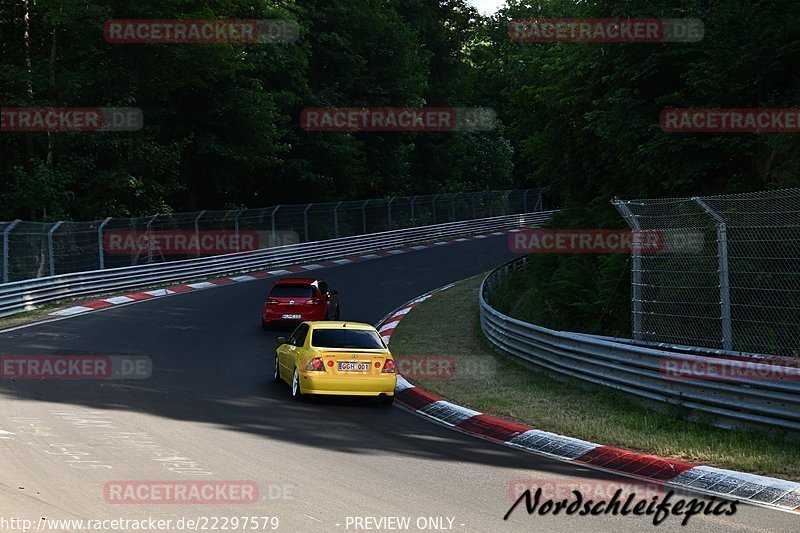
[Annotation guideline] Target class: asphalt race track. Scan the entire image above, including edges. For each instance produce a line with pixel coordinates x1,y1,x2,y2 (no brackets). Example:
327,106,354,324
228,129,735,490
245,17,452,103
0,235,797,532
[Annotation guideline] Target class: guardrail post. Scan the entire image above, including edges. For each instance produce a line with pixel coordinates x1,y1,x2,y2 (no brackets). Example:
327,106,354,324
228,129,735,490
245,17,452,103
48,221,64,276
98,217,113,269
387,197,395,229
410,196,417,225
693,197,733,351
270,205,281,247
2,220,21,283
333,202,342,238
613,200,643,341
362,199,370,234
194,211,206,258
303,203,313,242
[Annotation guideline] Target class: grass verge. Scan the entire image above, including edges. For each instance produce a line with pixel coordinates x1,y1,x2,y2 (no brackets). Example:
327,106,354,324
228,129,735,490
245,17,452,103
388,274,800,481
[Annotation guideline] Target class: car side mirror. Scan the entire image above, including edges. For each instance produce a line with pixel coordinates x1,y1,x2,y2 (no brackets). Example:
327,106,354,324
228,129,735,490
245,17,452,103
331,289,339,295
277,337,287,345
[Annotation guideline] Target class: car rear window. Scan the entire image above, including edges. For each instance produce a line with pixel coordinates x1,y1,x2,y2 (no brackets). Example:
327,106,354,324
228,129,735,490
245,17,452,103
269,284,315,298
311,329,384,349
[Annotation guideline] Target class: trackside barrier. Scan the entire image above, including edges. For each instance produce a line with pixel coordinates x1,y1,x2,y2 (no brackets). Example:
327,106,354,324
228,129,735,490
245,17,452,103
480,257,800,435
0,212,555,318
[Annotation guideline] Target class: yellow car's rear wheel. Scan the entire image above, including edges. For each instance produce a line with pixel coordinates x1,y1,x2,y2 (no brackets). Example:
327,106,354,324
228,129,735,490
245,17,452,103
291,368,304,400
272,353,281,383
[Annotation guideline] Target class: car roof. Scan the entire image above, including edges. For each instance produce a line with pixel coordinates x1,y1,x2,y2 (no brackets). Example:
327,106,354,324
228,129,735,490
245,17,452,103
304,321,375,331
274,278,319,285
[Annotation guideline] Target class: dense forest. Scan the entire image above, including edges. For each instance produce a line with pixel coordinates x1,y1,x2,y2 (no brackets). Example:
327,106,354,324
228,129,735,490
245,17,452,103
2,1,799,332
2,0,799,222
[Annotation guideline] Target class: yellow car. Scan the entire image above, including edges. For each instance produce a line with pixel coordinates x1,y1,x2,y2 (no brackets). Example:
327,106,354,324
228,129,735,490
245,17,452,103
273,321,397,405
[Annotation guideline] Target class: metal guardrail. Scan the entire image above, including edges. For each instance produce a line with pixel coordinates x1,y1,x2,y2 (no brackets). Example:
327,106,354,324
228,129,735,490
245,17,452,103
480,256,800,434
0,211,554,319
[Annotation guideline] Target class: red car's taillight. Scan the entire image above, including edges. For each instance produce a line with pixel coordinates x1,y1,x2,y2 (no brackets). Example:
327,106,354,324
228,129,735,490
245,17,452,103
382,359,396,373
306,357,325,371
305,299,320,305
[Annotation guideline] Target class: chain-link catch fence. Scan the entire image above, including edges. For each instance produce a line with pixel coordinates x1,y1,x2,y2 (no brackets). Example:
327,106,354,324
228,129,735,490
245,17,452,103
613,188,800,356
0,189,544,284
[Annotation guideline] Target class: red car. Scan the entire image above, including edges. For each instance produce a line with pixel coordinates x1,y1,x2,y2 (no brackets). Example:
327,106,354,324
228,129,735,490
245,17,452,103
262,278,340,330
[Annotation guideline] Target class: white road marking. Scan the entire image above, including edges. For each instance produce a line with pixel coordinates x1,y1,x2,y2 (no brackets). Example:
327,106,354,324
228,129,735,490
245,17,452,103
103,296,135,305
50,306,92,316
186,282,216,289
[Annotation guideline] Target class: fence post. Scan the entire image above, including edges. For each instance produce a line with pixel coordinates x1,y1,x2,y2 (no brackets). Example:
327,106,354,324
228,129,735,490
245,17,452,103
410,196,417,225
2,220,21,283
234,209,244,248
333,202,342,238
47,221,64,276
523,190,529,213
98,217,113,269
534,189,543,212
303,203,313,242
451,195,456,221
145,214,159,264
693,197,733,351
504,191,512,215
194,211,206,258
362,199,370,234
432,194,441,224
387,197,395,229
270,206,281,247
613,200,643,341
471,194,476,219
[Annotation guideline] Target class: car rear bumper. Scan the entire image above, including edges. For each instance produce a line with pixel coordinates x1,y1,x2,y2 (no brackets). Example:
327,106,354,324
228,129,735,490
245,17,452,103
262,307,326,325
298,372,396,396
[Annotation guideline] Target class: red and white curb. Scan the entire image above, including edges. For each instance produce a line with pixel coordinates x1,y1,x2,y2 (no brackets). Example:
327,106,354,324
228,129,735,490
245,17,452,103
49,232,511,318
379,286,800,515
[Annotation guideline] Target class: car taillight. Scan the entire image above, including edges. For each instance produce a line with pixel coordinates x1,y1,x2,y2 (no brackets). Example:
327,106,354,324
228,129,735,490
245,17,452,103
306,357,325,371
382,359,396,373
305,299,320,305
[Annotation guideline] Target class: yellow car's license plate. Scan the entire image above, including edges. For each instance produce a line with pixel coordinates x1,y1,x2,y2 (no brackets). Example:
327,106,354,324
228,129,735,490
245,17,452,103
338,362,370,372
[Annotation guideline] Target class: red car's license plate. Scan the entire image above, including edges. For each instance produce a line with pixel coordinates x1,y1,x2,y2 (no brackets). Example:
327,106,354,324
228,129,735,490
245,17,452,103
338,362,369,372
